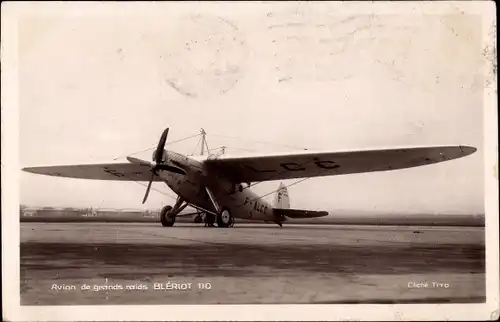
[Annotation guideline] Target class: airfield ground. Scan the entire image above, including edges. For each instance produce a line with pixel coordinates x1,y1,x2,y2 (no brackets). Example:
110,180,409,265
20,222,485,305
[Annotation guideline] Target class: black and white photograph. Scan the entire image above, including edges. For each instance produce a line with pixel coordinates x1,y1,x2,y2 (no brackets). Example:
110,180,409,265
2,1,498,321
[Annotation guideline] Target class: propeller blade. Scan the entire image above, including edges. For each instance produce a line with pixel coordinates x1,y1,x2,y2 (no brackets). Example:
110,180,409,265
142,172,155,204
154,128,169,162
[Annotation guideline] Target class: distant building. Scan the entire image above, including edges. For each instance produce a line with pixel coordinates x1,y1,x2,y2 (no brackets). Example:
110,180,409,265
82,208,98,217
142,210,158,218
21,209,37,217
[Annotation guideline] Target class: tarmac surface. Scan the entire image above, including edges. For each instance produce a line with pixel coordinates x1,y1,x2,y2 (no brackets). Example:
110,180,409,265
20,222,485,305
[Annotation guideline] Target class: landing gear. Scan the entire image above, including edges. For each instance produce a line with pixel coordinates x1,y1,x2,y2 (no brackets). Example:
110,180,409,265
204,186,234,228
217,208,233,228
160,206,175,227
159,196,188,227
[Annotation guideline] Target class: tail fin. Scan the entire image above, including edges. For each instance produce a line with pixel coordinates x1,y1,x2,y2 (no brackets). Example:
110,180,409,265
273,182,290,209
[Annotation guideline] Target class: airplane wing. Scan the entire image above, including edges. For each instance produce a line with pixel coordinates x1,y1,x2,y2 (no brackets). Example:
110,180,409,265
273,208,329,219
22,163,161,181
203,145,476,183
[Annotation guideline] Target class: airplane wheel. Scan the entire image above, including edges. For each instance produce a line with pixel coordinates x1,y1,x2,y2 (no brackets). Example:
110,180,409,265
217,208,233,228
194,214,202,224
160,205,175,227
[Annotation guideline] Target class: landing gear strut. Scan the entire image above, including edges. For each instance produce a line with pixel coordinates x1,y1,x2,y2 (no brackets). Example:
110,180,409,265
204,186,234,228
159,196,188,227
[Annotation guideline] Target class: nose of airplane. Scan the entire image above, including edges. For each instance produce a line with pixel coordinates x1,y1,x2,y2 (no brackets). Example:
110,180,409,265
459,145,477,156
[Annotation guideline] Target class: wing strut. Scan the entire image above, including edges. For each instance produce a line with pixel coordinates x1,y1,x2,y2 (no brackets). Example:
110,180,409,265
204,186,221,213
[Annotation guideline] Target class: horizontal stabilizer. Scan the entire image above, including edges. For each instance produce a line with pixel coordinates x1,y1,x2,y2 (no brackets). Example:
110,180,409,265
273,208,329,219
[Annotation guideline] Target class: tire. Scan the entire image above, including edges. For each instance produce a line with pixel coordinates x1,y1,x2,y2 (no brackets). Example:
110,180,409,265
160,205,175,227
217,208,233,228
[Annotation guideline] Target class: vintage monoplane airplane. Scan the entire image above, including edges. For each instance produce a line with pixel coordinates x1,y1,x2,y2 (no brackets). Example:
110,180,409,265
22,128,477,228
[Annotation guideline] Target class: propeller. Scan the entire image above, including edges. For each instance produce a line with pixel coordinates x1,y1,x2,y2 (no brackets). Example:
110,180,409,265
143,172,155,204
126,128,186,204
154,128,170,164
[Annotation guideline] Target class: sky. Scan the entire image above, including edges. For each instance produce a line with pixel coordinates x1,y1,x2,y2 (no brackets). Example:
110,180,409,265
17,2,488,214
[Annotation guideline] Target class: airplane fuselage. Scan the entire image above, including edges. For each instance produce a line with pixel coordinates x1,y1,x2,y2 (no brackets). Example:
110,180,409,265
158,151,276,221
